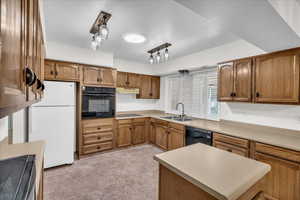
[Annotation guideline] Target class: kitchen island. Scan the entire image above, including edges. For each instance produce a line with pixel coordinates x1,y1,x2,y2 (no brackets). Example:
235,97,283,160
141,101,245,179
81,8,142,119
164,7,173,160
154,143,270,200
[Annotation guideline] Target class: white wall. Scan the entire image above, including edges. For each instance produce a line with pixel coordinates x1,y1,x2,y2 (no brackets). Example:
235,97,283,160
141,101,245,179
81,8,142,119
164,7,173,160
221,103,300,131
152,39,265,75
114,58,155,75
0,117,8,142
46,41,114,67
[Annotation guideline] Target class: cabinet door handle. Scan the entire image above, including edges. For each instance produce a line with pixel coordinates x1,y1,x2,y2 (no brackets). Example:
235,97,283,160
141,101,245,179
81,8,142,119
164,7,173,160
25,68,37,86
233,93,236,97
97,78,100,82
256,92,260,97
50,71,54,75
97,127,101,130
230,92,234,97
228,149,233,152
97,136,101,140
97,146,101,149
55,71,58,76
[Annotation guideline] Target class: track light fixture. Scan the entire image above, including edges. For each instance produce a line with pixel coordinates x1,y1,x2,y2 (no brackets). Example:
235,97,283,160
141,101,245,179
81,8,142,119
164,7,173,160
147,43,172,64
89,11,111,50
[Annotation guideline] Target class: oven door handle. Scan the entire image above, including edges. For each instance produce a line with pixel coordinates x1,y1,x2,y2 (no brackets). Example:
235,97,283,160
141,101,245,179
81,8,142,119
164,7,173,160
83,94,115,97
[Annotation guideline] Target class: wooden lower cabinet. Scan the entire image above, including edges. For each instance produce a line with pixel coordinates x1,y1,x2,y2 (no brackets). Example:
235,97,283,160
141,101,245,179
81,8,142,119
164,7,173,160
116,118,148,147
155,125,169,150
213,133,300,200
132,123,146,145
81,118,114,155
213,132,249,157
168,128,185,150
117,124,132,147
254,143,300,200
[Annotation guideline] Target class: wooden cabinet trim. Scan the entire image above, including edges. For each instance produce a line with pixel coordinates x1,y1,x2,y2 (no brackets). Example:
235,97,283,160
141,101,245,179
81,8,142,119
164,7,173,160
213,133,249,149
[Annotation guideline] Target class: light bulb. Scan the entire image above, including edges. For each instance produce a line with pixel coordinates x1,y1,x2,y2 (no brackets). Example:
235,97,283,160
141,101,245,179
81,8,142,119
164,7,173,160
99,24,109,40
164,48,169,61
149,54,154,64
156,52,161,63
95,33,103,44
91,36,98,50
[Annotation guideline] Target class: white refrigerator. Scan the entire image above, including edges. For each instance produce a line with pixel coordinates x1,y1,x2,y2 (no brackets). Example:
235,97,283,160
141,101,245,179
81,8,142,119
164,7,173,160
29,81,76,168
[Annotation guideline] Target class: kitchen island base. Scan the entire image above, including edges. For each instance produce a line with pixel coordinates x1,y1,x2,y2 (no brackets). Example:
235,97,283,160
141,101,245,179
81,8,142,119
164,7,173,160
158,165,265,200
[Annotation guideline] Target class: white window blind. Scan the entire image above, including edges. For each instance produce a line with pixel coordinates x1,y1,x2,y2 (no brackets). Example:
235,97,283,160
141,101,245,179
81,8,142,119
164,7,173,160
165,68,219,120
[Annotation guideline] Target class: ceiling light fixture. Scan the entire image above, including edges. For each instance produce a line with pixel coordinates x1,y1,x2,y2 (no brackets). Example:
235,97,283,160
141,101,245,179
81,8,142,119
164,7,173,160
147,43,172,64
123,33,146,44
89,11,111,50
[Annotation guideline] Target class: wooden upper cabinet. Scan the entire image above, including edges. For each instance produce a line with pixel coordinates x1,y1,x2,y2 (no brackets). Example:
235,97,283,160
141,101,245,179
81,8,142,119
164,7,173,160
55,62,80,81
44,60,80,82
83,67,101,85
117,71,141,88
100,68,116,87
0,0,26,110
151,76,160,99
44,61,56,80
233,58,252,102
138,75,152,99
117,72,128,87
128,73,141,88
218,63,234,101
255,50,300,103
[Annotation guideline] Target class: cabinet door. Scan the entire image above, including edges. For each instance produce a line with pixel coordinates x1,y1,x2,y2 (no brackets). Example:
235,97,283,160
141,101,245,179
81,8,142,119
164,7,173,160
233,59,252,102
44,60,56,80
132,124,146,145
155,125,168,150
149,122,156,144
117,72,128,87
128,73,141,88
255,153,300,200
255,51,300,103
100,68,116,87
218,63,234,101
151,76,160,99
55,62,80,81
168,128,184,150
83,67,101,85
138,75,152,99
0,0,27,109
117,124,132,147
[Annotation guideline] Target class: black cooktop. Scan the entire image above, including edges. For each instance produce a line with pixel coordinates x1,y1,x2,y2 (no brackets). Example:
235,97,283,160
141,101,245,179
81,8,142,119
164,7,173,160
0,155,36,200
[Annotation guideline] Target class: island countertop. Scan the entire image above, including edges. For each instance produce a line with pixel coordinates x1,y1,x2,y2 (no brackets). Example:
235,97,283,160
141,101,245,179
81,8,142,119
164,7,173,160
154,143,270,200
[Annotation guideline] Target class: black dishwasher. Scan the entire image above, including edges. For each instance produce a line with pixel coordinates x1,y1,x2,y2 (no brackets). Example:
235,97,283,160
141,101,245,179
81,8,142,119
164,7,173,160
186,126,213,146
0,155,36,200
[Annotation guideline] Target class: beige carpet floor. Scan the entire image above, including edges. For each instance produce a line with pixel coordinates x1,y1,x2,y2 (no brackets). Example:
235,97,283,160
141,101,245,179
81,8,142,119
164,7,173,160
44,144,163,200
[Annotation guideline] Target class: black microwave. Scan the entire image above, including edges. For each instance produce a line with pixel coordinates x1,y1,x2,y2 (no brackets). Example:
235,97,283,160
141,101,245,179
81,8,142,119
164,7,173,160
82,86,116,118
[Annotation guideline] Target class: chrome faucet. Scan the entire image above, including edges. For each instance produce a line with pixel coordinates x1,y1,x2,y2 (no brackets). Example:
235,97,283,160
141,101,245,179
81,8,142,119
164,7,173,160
176,102,185,119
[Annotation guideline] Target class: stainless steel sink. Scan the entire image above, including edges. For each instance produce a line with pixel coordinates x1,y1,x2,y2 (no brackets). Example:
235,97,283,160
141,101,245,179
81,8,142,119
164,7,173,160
161,116,192,122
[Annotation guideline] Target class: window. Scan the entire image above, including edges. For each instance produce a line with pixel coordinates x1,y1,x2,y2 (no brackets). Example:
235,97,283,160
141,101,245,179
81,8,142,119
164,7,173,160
165,68,219,120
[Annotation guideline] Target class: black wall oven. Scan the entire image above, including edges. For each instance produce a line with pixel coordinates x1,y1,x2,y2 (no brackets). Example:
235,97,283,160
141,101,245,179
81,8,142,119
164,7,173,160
82,86,115,118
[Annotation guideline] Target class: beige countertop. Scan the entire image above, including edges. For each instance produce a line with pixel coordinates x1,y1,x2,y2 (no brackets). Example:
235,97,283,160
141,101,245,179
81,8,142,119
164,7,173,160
0,138,45,196
116,110,300,151
154,143,271,200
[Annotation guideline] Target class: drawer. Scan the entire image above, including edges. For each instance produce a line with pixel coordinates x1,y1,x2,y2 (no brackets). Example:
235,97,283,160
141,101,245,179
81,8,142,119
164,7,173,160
132,118,146,123
117,119,132,125
82,142,113,155
83,124,113,134
255,142,300,163
153,119,168,126
214,141,249,157
82,118,113,127
169,122,185,131
83,132,113,145
213,133,249,149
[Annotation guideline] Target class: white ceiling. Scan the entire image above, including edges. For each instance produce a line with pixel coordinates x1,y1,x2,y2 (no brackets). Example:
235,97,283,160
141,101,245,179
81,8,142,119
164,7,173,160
43,0,300,63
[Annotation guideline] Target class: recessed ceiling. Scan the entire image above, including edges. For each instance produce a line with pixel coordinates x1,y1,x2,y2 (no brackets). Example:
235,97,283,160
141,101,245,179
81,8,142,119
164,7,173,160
43,0,238,63
43,0,300,63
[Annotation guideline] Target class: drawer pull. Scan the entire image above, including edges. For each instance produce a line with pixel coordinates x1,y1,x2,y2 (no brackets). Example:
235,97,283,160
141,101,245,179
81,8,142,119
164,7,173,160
97,146,101,149
228,149,233,152
97,136,101,140
97,127,101,130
